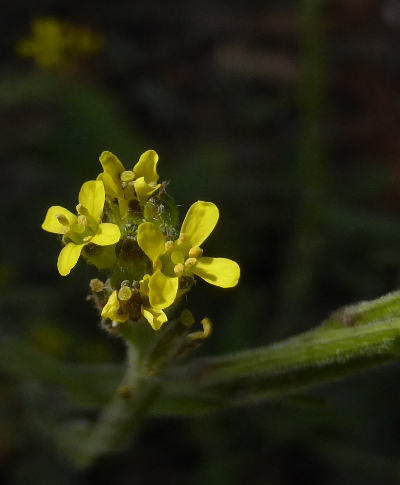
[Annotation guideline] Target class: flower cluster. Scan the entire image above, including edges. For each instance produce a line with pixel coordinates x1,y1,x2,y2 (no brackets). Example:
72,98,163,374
42,150,240,331
16,17,102,70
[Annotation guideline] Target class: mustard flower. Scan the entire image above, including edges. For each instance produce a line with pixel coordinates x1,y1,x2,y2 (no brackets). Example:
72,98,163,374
101,291,129,324
137,201,240,312
42,180,120,276
101,277,167,330
16,17,102,69
97,150,161,217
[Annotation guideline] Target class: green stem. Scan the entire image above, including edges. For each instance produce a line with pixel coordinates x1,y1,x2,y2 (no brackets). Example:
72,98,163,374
164,291,400,407
71,340,161,468
4,292,400,454
68,315,192,468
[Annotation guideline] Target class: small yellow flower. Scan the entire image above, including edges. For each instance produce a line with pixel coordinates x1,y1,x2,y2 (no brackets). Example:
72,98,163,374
42,180,120,276
101,290,129,323
97,150,161,217
16,17,102,70
101,277,167,330
137,201,240,311
139,275,168,330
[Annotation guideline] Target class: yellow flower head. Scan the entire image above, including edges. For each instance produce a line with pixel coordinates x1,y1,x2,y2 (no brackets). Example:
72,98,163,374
16,17,102,70
101,290,129,323
101,278,167,330
42,180,120,276
97,150,161,217
43,150,240,335
136,201,240,311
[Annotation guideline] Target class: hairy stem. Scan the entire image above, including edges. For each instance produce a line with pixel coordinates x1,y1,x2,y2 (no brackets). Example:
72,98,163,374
162,291,400,408
68,316,192,468
71,341,160,468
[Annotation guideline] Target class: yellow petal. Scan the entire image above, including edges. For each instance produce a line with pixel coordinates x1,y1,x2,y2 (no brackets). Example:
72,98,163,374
180,201,219,248
140,274,151,297
98,150,125,199
57,242,85,276
90,223,121,246
141,306,168,331
148,270,178,309
99,151,125,180
137,222,166,263
133,177,161,201
133,149,159,184
97,172,123,199
101,290,119,318
42,206,77,234
192,257,240,288
78,180,105,220
101,290,129,323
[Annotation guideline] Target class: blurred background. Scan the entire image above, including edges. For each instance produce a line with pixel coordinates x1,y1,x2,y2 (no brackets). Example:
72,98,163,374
2,0,400,483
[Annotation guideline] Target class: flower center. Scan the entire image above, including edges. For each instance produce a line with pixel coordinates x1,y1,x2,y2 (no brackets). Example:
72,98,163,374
171,250,185,265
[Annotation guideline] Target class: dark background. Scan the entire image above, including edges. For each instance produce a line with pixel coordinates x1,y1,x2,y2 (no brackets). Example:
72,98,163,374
2,0,400,483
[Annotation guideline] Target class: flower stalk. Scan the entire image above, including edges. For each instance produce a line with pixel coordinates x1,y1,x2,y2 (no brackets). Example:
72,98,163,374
1,291,400,463
163,291,400,408
69,314,201,467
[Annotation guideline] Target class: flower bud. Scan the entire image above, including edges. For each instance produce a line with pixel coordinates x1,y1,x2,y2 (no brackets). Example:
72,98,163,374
180,309,195,327
90,278,104,293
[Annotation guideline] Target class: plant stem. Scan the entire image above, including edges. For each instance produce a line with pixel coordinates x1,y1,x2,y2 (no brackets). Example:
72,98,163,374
69,315,192,468
165,291,400,407
71,340,160,468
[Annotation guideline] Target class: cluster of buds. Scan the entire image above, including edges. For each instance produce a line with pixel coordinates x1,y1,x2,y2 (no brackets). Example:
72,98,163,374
42,150,240,331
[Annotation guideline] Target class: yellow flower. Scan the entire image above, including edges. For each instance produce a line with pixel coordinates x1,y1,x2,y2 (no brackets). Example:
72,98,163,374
101,290,129,323
137,201,240,311
42,180,120,276
97,150,161,217
16,17,102,69
101,278,168,330
139,275,168,330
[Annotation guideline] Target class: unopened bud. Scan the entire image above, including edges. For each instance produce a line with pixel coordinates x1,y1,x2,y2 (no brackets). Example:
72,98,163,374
90,278,104,292
180,309,195,327
118,286,132,301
